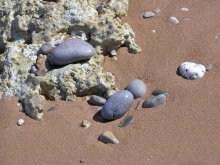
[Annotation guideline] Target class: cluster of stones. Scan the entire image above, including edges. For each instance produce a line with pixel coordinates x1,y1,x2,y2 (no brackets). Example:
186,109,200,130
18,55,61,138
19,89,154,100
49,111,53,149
0,0,141,120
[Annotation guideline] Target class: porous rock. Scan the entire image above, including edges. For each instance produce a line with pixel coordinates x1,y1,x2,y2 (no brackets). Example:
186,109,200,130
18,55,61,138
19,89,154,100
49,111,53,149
0,0,140,119
101,90,133,120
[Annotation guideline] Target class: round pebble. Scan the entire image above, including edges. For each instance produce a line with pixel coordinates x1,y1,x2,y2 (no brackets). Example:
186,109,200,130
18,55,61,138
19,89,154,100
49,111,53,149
142,94,166,108
126,79,146,99
49,38,96,66
101,90,134,120
89,95,106,106
179,62,206,80
40,42,54,55
143,11,156,18
169,16,179,24
17,119,25,126
180,7,189,12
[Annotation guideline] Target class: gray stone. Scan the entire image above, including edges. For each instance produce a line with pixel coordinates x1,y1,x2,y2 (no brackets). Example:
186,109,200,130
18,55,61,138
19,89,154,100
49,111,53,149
101,90,133,120
168,16,179,24
126,79,146,99
89,95,106,106
152,8,160,14
151,89,168,96
118,115,134,127
40,43,54,55
98,130,119,144
143,11,156,18
142,94,166,108
49,39,96,66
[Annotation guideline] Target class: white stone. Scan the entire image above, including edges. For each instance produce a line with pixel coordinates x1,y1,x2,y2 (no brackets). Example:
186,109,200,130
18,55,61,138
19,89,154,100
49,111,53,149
143,11,156,18
98,131,119,144
180,7,189,12
168,16,179,25
179,62,206,80
17,119,25,126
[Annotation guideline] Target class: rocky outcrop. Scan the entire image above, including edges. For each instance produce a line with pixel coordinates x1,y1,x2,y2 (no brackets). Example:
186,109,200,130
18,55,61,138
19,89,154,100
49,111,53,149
0,0,140,119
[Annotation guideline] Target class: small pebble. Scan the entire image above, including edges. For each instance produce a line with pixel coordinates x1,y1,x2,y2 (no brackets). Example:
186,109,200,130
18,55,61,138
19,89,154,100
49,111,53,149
126,79,147,99
143,11,156,18
151,89,168,96
180,7,189,12
135,101,143,110
98,131,119,144
142,94,166,108
17,119,25,126
80,120,91,129
205,64,213,71
101,90,134,120
89,95,106,106
80,158,86,164
179,62,206,80
48,106,56,112
152,8,160,14
168,16,179,24
119,115,134,127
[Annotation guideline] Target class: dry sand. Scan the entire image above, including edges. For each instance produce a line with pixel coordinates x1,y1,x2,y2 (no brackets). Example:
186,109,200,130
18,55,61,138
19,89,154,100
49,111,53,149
1,0,220,164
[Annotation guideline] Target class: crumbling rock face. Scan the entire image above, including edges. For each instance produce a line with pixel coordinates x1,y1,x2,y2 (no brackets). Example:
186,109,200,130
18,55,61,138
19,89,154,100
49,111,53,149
0,0,140,119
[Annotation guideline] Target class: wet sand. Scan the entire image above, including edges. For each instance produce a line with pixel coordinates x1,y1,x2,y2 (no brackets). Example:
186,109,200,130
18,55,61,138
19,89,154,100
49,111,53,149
1,0,220,164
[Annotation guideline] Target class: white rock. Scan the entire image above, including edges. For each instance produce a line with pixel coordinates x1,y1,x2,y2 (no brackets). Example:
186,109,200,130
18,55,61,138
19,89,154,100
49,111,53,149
180,7,189,12
179,62,206,80
168,16,179,24
17,119,25,126
80,120,91,128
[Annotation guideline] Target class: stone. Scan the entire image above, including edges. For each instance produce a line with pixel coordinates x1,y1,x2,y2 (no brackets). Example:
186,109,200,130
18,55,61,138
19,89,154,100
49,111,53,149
40,43,54,55
179,62,206,80
126,79,146,99
80,120,91,129
205,64,213,71
49,39,96,66
98,131,119,144
17,119,25,126
143,11,156,18
104,89,117,99
89,95,106,106
180,7,189,12
152,8,160,14
169,16,179,24
118,115,134,127
151,89,168,96
142,94,166,108
101,90,133,120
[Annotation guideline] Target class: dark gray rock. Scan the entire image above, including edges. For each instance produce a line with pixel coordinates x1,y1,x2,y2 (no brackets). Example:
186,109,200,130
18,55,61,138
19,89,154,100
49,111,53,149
89,95,106,106
142,94,166,108
151,89,168,96
40,43,54,55
101,90,133,120
49,38,96,66
126,79,146,99
119,115,134,127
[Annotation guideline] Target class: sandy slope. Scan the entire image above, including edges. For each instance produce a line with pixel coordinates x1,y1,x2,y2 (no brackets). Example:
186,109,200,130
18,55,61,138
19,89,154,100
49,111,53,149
1,0,220,164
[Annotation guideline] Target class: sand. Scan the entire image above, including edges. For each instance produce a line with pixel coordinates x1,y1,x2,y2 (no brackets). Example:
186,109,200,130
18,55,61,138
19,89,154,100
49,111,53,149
1,0,220,164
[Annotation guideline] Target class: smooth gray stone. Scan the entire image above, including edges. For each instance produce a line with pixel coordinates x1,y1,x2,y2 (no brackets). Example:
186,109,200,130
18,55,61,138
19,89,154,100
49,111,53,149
118,115,134,127
143,11,156,18
49,38,96,66
89,95,106,106
126,79,146,99
142,94,166,108
40,43,54,55
101,90,134,120
151,89,168,96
